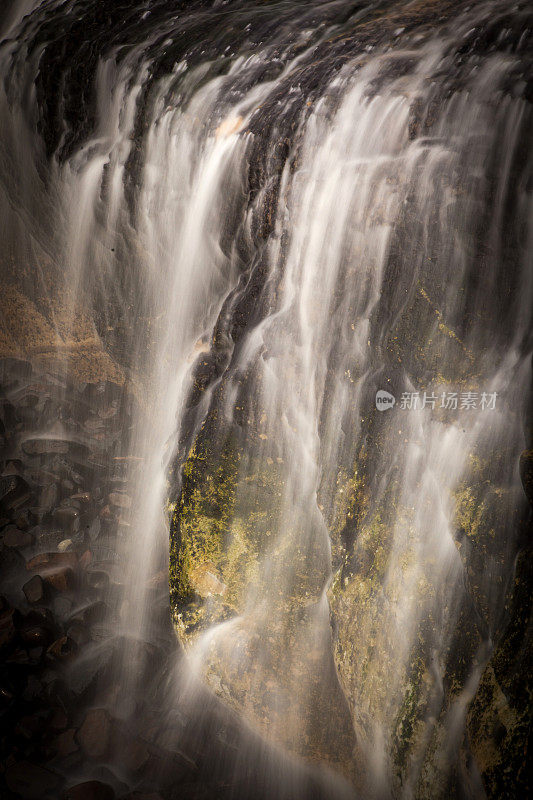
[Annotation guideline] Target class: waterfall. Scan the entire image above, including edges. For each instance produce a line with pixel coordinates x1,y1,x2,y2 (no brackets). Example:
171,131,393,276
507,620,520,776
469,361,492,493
0,2,531,799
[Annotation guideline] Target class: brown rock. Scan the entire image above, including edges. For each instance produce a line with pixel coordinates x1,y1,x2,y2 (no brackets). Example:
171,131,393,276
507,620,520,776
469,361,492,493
26,552,77,591
53,505,80,532
3,526,33,547
47,635,76,661
63,780,115,800
23,575,44,604
53,728,79,758
0,607,16,647
77,708,113,759
26,551,78,571
43,565,76,592
49,707,68,731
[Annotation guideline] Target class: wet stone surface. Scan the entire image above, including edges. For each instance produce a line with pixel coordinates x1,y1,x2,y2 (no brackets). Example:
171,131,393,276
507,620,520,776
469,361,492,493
0,358,206,799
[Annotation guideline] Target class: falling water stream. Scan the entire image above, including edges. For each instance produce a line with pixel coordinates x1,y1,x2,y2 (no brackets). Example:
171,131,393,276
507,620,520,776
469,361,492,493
0,1,531,798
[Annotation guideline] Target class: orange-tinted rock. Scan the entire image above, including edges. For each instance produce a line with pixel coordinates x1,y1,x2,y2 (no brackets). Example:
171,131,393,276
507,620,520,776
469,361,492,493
76,708,112,759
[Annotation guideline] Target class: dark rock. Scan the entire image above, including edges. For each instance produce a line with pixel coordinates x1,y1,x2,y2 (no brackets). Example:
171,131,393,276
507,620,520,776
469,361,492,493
20,624,54,648
53,505,81,533
26,552,77,591
140,749,196,788
81,600,109,624
5,760,61,799
85,562,122,591
47,635,77,661
52,727,79,758
14,713,44,740
63,781,115,800
0,606,16,648
49,707,69,731
0,474,32,512
40,482,59,508
519,449,533,508
3,526,33,547
23,575,45,604
0,357,32,384
121,794,164,800
53,596,74,617
66,621,90,647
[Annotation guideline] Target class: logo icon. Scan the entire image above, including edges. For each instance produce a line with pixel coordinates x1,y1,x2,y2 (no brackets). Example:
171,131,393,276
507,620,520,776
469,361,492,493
375,390,396,411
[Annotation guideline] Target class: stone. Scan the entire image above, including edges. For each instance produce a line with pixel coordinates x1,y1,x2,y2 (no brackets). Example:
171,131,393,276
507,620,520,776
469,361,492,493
26,551,78,572
5,760,61,799
53,596,73,617
22,437,70,455
519,449,533,508
53,505,80,533
44,565,76,592
66,621,90,647
0,607,16,647
20,624,53,648
108,492,131,509
3,526,33,547
77,708,113,759
122,794,164,800
49,707,69,731
23,575,44,603
0,357,32,384
40,482,59,508
53,728,79,758
0,474,32,511
58,538,74,552
47,635,76,661
15,713,43,740
63,782,115,800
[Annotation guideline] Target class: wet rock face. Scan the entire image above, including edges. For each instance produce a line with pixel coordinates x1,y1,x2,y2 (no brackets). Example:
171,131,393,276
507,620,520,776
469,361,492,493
0,358,202,799
1,2,532,799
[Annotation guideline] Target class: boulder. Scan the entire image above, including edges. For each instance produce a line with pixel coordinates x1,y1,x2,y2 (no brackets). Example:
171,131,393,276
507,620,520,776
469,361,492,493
22,575,45,604
77,708,113,759
63,780,115,800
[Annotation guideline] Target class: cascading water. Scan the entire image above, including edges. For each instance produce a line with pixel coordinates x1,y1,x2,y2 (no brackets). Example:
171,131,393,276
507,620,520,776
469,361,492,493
0,2,531,799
